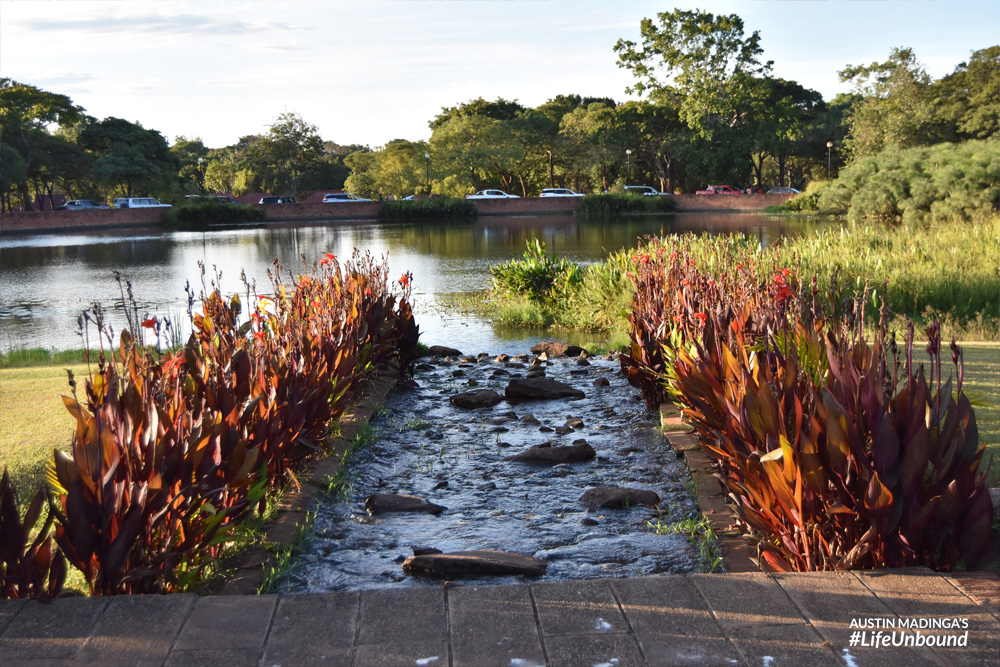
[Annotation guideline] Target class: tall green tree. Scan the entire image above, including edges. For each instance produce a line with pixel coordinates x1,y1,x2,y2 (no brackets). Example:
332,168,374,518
839,47,937,159
429,97,525,131
171,136,210,194
78,117,176,198
932,45,999,141
253,112,325,198
0,79,86,209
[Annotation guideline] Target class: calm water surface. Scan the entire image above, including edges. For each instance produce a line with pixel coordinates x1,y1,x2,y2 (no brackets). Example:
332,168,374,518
0,213,832,354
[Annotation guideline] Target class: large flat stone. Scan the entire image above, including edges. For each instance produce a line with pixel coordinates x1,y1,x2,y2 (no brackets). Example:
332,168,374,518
0,596,108,662
354,640,448,667
505,440,596,465
450,388,503,409
448,584,545,667
544,633,646,667
530,341,585,358
0,600,26,636
775,571,941,666
73,593,195,667
357,587,446,645
578,485,661,510
610,576,742,666
403,550,547,578
505,377,585,400
365,493,446,515
531,580,627,637
691,573,841,666
260,592,359,666
172,595,276,651
166,648,262,667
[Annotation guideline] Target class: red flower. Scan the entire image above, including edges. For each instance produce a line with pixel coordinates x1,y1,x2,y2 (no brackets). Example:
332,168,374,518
694,312,708,324
708,279,715,287
681,279,689,286
640,254,649,266
365,287,373,297
253,330,265,340
673,315,684,322
140,317,157,329
669,252,677,261
689,260,695,266
399,274,410,287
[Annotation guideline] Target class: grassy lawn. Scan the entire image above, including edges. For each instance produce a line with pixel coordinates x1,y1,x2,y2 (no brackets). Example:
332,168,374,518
0,363,86,504
963,343,1000,486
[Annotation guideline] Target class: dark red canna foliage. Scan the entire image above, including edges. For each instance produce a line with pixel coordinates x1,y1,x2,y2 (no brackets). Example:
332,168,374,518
0,470,66,599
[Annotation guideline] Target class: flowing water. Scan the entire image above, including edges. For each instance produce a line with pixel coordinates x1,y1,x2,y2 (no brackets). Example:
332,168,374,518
0,212,833,354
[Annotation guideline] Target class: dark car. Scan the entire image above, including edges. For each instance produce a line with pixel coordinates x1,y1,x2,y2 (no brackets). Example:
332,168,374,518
259,196,296,204
57,199,110,210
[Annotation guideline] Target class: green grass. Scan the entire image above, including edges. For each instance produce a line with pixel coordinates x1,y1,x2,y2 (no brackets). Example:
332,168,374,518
963,343,1000,485
0,347,92,368
378,196,476,219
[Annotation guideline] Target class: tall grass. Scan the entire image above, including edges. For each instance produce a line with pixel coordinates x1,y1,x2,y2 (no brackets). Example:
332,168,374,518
0,348,90,368
578,193,676,216
165,201,266,228
480,217,999,341
378,196,476,219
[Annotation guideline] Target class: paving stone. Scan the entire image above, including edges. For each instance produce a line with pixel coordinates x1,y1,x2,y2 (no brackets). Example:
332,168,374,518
531,580,627,636
73,593,195,667
947,573,1000,620
0,600,26,636
261,592,359,666
448,584,545,667
165,648,261,667
172,595,276,651
855,569,1000,667
691,573,841,666
354,640,448,667
543,632,646,667
610,576,742,666
357,587,446,645
0,596,108,662
775,571,942,666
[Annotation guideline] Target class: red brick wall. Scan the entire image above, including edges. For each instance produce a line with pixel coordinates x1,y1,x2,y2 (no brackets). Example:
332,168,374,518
1,194,796,235
1,208,167,235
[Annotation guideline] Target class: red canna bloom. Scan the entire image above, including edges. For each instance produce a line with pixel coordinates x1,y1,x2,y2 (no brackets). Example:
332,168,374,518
141,317,157,329
399,274,409,287
694,312,708,324
640,254,650,265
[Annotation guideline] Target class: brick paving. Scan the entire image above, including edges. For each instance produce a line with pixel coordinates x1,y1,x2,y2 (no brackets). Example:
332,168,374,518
1,569,998,666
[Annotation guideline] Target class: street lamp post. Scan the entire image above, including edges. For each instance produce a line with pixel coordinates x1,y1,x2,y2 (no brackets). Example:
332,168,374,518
424,153,430,195
545,150,554,189
197,157,205,191
826,141,833,179
625,149,632,184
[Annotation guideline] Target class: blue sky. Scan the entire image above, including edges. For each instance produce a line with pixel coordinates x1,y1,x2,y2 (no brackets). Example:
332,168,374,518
1,0,996,149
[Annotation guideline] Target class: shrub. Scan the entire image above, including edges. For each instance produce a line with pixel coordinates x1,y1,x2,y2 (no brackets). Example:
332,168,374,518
578,193,676,216
42,251,419,595
166,201,266,228
378,196,476,219
620,244,997,571
0,469,65,599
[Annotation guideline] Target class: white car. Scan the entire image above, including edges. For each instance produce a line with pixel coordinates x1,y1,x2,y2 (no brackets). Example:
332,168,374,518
465,190,519,199
623,185,671,196
540,188,584,197
323,193,371,202
112,197,172,208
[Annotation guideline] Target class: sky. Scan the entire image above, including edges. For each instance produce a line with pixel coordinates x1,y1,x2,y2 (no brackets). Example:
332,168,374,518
2,0,997,150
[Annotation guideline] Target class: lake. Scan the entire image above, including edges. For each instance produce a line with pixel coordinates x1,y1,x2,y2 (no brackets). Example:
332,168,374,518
0,212,832,354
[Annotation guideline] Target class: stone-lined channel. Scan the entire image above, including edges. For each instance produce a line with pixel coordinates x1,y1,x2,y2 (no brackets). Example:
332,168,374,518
280,346,707,592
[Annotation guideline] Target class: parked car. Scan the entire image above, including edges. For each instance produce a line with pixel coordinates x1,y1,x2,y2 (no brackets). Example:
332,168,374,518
540,188,584,197
259,196,296,204
695,185,742,195
623,185,671,196
766,187,800,195
466,190,519,199
322,193,372,202
112,197,172,208
57,199,109,210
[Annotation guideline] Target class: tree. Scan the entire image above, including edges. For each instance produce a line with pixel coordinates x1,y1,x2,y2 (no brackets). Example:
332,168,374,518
253,112,326,198
614,9,771,139
429,114,516,195
78,117,176,198
839,47,937,159
932,45,999,141
171,136,210,193
429,97,525,131
0,79,86,209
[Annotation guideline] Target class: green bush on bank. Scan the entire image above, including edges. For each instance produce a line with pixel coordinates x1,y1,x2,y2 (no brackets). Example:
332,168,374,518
378,196,476,219
780,139,999,222
578,193,676,216
165,201,266,228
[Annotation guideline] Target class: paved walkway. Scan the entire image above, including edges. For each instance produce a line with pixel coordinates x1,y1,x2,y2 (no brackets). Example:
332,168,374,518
1,568,997,666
